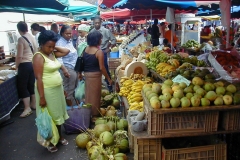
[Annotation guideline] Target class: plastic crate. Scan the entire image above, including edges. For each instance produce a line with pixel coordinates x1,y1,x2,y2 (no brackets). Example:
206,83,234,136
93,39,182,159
128,125,134,153
110,51,119,58
222,110,240,131
143,94,219,136
162,137,227,160
134,137,162,160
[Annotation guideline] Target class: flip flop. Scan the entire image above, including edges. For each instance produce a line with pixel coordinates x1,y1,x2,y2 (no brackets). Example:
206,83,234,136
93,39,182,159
19,110,33,118
47,146,58,153
59,138,68,146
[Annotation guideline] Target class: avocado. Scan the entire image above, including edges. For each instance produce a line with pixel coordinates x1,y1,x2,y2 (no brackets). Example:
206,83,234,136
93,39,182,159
233,94,240,105
205,74,215,80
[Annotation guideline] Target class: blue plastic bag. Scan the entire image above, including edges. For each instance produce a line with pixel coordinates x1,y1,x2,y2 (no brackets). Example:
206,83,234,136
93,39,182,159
35,108,53,140
75,80,85,101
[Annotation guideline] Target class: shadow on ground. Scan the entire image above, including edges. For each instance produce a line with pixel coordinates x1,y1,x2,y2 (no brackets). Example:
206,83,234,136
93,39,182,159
0,102,134,160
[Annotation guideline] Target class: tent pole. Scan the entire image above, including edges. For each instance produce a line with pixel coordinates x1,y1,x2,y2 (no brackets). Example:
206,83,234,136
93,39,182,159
23,12,25,22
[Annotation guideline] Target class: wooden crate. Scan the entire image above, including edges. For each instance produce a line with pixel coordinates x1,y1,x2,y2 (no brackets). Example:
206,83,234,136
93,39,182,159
134,137,162,160
162,137,227,160
128,125,134,153
143,93,219,136
222,110,240,131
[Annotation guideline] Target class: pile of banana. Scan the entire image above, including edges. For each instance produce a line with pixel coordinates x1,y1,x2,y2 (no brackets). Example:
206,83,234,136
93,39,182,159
156,63,176,77
118,79,134,97
128,80,146,112
167,59,180,68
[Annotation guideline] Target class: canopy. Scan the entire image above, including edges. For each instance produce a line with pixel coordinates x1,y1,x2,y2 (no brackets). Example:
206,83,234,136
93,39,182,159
0,0,69,10
0,1,98,16
100,0,220,10
100,8,197,21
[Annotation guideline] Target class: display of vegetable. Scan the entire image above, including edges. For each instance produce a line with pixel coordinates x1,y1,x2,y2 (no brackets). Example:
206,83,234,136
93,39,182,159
182,40,200,49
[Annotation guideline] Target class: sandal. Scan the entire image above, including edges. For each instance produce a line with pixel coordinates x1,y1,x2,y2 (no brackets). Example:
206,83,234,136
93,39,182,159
47,145,58,153
19,110,33,118
59,138,68,146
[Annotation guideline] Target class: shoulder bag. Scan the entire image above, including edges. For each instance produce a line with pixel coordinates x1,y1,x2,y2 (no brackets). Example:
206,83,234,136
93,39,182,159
22,36,34,54
74,47,86,72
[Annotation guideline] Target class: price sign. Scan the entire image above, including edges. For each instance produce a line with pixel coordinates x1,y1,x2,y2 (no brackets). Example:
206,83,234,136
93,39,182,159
172,75,191,86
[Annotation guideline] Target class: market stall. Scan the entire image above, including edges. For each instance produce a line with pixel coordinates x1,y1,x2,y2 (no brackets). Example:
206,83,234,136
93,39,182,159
0,57,19,123
110,33,240,159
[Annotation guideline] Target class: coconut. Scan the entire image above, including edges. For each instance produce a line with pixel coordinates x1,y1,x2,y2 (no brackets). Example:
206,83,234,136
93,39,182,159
103,94,114,104
101,89,110,97
99,131,114,146
99,108,106,116
86,141,94,151
118,138,129,153
94,124,110,138
113,130,127,139
88,146,100,160
112,97,120,109
105,109,117,117
75,133,91,149
95,118,107,125
114,153,128,160
106,120,117,131
117,119,128,130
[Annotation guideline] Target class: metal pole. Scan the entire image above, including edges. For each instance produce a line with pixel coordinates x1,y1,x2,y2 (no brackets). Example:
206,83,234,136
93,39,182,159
23,12,25,22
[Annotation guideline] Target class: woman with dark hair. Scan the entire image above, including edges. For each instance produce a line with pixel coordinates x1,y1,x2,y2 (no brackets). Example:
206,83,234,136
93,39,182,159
56,25,78,106
78,30,113,119
16,21,38,118
33,30,70,152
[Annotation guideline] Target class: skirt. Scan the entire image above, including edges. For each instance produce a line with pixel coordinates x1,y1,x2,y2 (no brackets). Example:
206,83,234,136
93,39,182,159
35,85,69,125
84,72,102,116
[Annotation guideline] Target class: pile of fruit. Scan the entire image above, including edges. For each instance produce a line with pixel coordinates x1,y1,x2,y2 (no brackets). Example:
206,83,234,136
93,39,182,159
165,68,216,81
101,90,120,109
75,116,129,160
211,50,240,79
181,40,200,50
143,78,240,109
118,74,152,112
145,49,169,70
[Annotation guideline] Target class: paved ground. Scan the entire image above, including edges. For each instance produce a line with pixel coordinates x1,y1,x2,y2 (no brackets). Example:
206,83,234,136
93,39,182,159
0,102,134,160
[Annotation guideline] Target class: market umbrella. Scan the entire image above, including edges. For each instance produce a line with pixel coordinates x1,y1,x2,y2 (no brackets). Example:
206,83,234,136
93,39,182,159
0,0,69,10
98,0,121,8
0,1,98,16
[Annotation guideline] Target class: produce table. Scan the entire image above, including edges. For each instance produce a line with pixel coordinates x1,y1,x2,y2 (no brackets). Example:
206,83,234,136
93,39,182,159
0,75,19,122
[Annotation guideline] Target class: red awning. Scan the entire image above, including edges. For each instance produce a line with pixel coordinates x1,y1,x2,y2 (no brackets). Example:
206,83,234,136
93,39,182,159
101,8,197,20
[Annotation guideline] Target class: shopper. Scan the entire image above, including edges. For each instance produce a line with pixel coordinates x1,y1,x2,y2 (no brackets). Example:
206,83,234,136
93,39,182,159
79,30,113,118
30,23,41,47
56,25,78,106
40,26,46,32
16,21,38,117
151,19,160,47
159,22,166,38
165,24,178,48
51,23,60,40
72,26,78,48
76,24,90,56
33,30,70,153
91,16,116,92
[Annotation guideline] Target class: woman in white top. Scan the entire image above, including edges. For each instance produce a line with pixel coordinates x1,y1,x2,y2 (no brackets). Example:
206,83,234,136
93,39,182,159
16,21,38,117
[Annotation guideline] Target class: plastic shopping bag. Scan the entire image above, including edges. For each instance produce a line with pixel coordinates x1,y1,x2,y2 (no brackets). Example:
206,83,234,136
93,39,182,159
36,108,60,147
75,80,85,101
35,108,53,140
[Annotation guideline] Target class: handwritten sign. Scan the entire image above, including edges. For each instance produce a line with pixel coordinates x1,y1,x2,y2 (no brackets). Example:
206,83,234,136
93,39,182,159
172,75,191,86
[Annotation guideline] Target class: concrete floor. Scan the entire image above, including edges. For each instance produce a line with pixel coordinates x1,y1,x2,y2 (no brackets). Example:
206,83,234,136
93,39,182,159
0,102,134,160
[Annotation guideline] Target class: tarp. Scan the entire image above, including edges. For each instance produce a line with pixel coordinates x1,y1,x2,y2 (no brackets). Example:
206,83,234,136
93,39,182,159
100,0,220,10
101,8,197,21
0,0,69,10
0,1,98,16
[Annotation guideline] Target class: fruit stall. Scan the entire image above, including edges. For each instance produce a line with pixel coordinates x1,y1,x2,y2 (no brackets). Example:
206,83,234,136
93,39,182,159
108,37,240,160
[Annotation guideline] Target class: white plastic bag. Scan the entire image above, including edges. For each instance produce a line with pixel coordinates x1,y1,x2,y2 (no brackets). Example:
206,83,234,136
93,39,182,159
75,80,85,101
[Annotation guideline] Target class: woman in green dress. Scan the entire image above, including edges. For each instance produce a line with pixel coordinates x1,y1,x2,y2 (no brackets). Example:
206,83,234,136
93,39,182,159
32,30,70,152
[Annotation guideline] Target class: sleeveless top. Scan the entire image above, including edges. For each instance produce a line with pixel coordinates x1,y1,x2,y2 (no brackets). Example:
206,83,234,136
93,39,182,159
34,52,62,88
83,50,100,72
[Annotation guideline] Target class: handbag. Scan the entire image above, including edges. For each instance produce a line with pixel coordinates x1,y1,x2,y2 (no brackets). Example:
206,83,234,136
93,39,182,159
63,98,91,134
74,47,86,72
